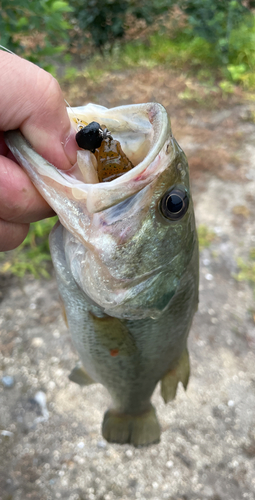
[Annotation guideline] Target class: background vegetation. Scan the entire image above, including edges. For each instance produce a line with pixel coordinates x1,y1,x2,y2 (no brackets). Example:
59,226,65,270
1,0,255,277
1,0,255,86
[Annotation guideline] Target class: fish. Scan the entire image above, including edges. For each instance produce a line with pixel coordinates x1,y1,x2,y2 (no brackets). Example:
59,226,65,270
5,102,199,447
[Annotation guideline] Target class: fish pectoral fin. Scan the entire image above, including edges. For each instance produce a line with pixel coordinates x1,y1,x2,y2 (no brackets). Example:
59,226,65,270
68,363,95,386
102,404,160,447
160,348,190,404
89,313,136,356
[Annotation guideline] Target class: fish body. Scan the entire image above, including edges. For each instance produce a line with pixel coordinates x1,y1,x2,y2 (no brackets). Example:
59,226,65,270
5,102,198,446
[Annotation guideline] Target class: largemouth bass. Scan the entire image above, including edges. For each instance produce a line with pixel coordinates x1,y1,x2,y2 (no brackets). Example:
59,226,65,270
5,102,199,447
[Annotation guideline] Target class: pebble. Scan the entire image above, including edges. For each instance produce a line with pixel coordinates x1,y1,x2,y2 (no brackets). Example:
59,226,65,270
228,400,235,407
33,391,49,422
166,460,174,468
77,441,85,449
1,375,15,388
31,337,44,347
205,273,213,281
97,440,107,449
203,258,210,266
1,430,13,437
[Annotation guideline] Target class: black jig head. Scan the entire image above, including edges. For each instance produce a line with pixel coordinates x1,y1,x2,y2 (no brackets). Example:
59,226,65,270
75,122,112,153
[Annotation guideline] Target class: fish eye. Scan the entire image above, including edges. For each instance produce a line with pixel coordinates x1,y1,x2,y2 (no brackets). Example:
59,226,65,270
160,188,189,221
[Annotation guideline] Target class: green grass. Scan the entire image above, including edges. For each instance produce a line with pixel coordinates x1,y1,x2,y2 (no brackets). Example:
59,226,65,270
235,249,255,291
121,32,219,69
61,15,255,94
0,217,57,278
197,225,216,251
70,31,219,82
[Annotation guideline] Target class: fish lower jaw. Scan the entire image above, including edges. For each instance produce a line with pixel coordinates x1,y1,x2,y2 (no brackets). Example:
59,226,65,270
79,277,169,320
89,298,166,321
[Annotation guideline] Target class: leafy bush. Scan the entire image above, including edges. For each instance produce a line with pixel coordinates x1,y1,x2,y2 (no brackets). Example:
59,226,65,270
119,7,255,91
0,0,72,71
70,0,129,52
227,15,255,88
179,0,253,64
70,0,174,52
129,0,174,25
2,0,255,75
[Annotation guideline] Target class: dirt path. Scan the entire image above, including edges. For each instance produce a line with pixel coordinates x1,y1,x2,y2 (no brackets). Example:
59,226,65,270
1,66,255,500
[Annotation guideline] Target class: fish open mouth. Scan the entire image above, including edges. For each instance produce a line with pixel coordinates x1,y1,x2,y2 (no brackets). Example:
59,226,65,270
63,102,172,213
5,103,172,214
6,102,173,216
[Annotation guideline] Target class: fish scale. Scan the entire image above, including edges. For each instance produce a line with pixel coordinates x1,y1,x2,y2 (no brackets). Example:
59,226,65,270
5,102,199,446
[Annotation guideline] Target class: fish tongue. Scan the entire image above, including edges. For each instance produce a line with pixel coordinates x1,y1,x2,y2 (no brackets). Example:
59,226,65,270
77,150,99,184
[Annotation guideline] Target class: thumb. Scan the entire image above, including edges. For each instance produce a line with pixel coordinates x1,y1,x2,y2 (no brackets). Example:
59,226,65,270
0,51,77,169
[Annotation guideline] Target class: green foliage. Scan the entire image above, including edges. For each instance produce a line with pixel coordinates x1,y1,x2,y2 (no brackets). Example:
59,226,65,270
0,0,72,70
64,66,79,82
179,0,252,64
1,0,255,92
219,80,235,94
71,0,174,52
227,16,255,89
0,217,57,278
235,249,255,291
71,0,128,51
129,0,174,25
197,225,216,250
121,31,214,68
114,10,255,92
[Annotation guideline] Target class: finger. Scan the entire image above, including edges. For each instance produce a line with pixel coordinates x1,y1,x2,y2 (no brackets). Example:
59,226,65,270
0,51,77,169
0,155,55,223
0,219,29,251
0,131,8,156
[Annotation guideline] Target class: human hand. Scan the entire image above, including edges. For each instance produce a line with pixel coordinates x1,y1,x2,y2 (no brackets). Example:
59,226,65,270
0,50,78,251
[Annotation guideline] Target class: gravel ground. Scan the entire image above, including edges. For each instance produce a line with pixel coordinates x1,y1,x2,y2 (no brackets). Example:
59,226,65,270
1,73,255,500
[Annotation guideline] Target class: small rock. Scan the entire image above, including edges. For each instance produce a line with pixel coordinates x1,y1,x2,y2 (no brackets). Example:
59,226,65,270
1,430,13,437
205,273,213,281
77,441,85,449
33,391,49,422
31,337,44,347
203,258,211,266
1,375,15,388
97,440,107,449
166,460,174,468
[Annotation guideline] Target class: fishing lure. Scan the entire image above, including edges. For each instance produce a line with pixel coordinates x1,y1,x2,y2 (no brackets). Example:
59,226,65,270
76,120,134,182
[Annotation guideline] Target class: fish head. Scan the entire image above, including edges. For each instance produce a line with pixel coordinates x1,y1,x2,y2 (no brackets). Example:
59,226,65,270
5,102,197,320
